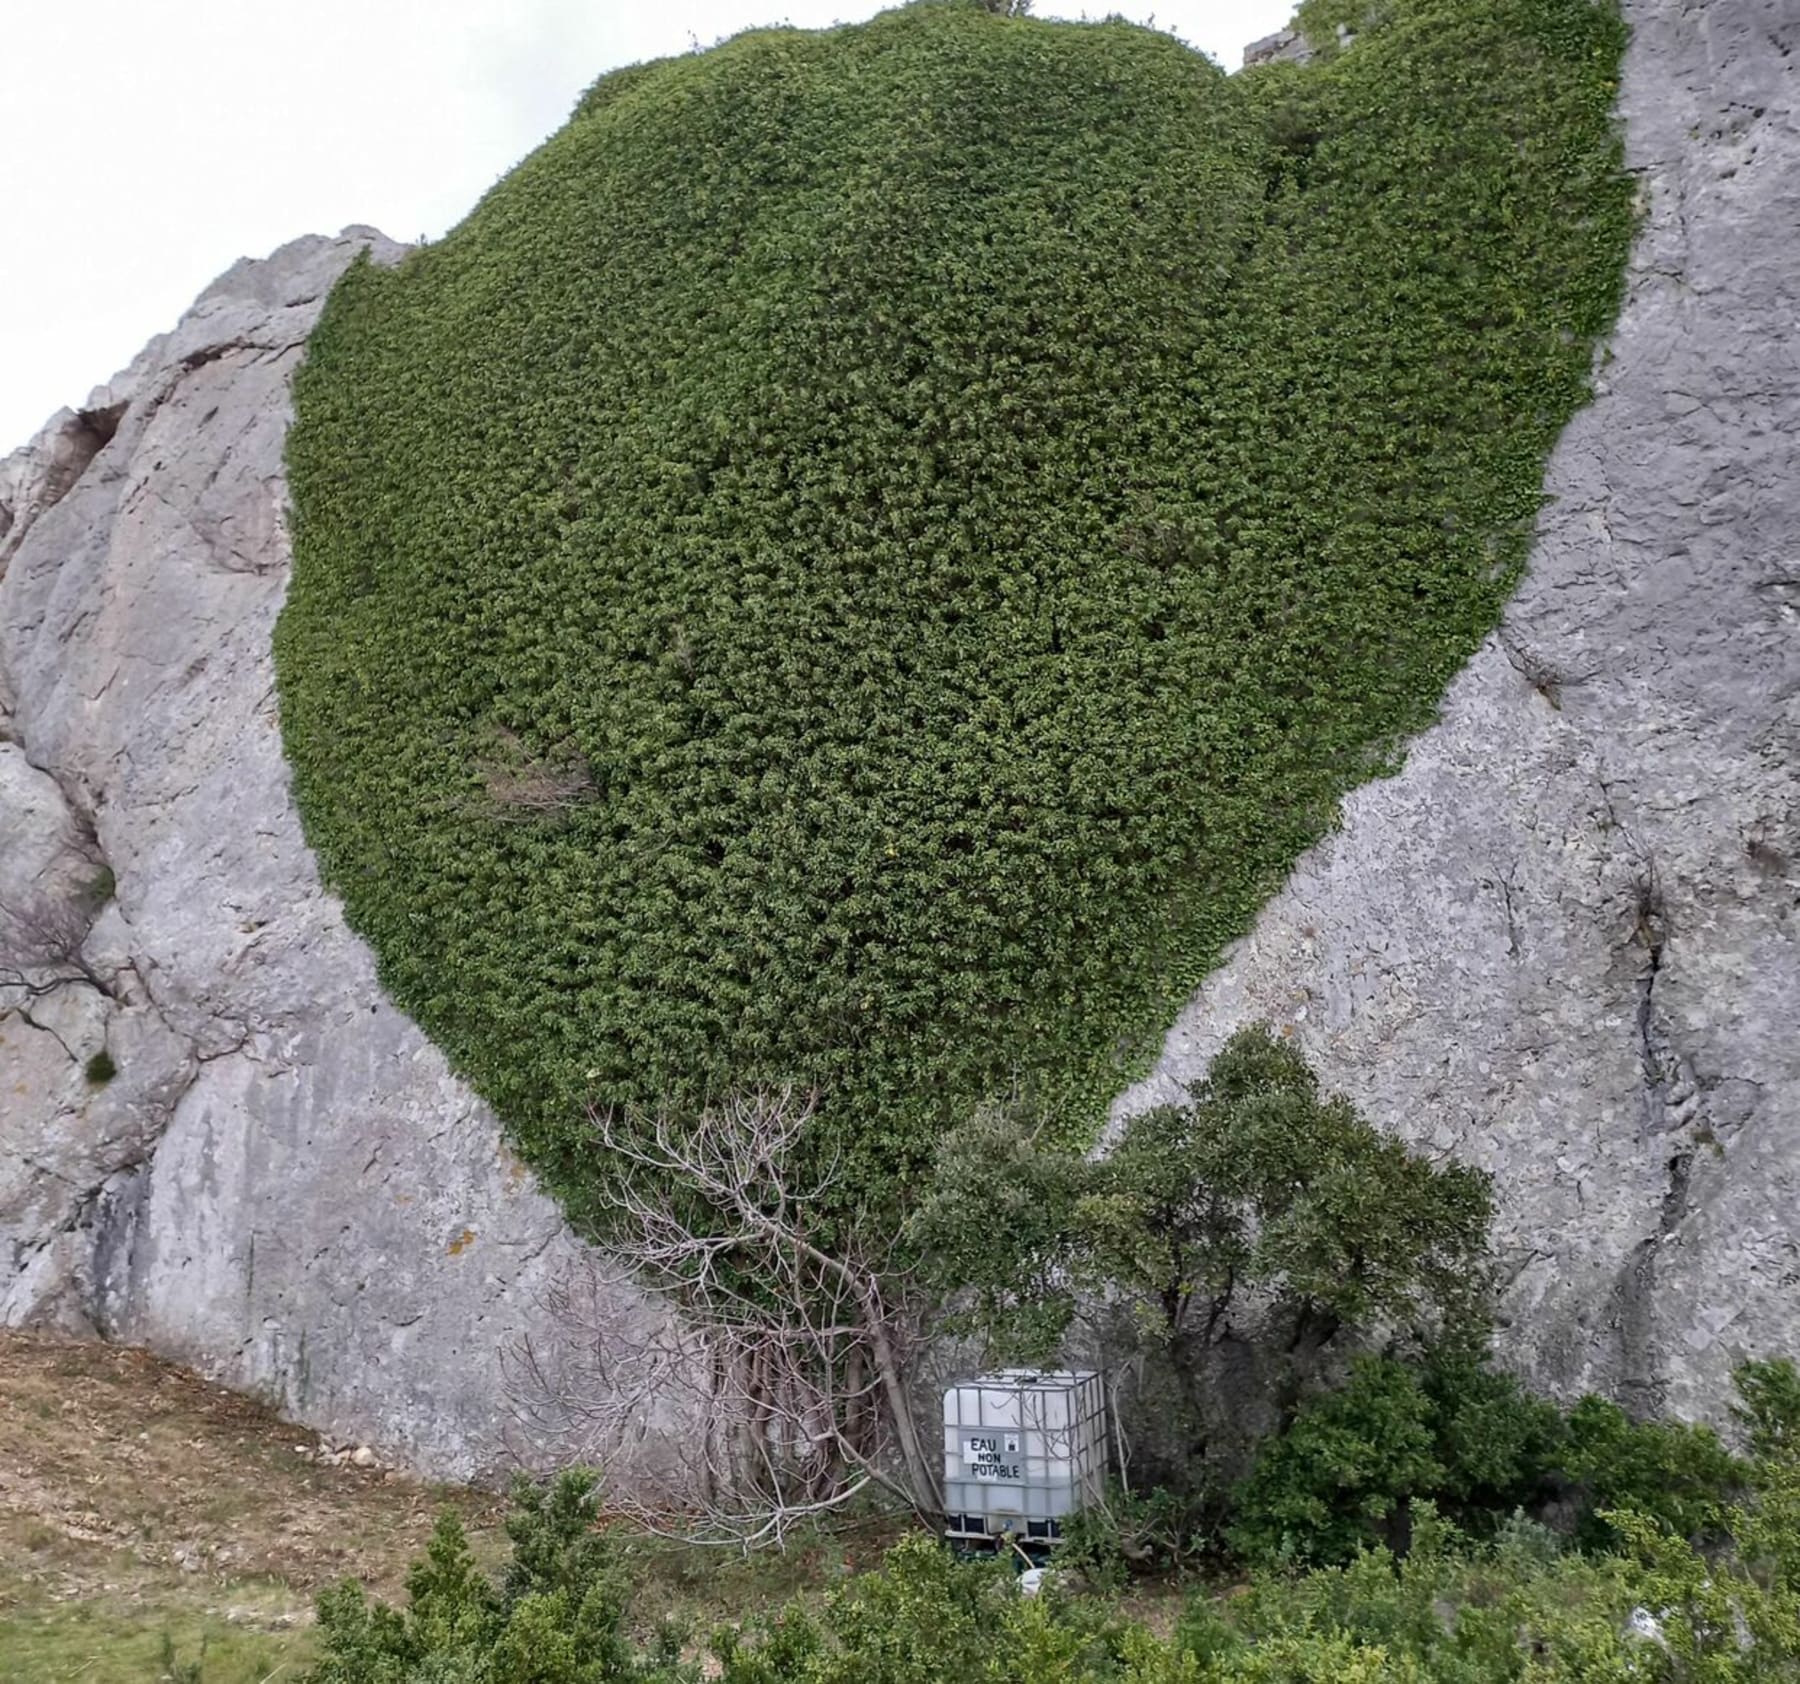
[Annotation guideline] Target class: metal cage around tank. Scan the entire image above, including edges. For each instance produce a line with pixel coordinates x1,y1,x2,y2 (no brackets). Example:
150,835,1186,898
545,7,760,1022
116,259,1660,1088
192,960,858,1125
941,1368,1107,1547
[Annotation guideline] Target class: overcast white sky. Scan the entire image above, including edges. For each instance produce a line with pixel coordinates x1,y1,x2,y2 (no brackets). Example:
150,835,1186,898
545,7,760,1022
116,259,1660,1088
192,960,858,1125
1,0,1292,451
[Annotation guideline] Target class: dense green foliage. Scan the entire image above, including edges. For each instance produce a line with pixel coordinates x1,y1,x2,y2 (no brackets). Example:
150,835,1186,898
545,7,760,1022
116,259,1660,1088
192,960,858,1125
1559,1394,1745,1551
1231,1356,1564,1567
914,1027,1493,1370
1170,1501,1800,1683
1229,1360,1800,1571
311,1411,1800,1684
1232,1357,1457,1568
280,0,1631,1218
1735,1359,1800,1461
307,1472,688,1684
914,1021,1490,1561
913,1026,1493,1539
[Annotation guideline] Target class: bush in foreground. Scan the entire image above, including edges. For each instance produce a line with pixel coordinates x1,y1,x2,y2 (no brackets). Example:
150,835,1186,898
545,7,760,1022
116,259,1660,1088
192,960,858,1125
311,1373,1800,1684
306,1472,687,1684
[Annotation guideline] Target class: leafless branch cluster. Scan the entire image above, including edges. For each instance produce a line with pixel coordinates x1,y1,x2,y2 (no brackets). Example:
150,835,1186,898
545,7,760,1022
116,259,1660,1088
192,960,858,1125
473,728,596,819
480,760,596,816
504,1087,940,1549
0,887,112,1004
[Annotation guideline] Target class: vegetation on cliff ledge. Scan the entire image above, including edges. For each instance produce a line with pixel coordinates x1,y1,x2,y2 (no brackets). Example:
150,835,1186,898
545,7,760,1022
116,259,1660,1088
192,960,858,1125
279,0,1631,1221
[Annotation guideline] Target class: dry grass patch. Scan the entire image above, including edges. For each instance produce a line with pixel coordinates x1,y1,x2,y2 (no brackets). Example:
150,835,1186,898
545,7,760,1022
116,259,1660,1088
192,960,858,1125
0,1329,504,1682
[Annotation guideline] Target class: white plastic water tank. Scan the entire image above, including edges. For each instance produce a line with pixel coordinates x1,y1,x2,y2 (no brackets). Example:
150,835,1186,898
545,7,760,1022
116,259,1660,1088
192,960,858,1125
941,1369,1106,1543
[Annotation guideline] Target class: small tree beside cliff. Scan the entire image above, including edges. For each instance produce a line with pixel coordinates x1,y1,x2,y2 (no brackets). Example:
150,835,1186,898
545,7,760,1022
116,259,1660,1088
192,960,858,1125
912,1026,1495,1490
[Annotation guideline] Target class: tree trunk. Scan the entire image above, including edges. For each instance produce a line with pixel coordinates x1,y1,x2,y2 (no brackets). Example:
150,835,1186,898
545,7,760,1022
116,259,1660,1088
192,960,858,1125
865,1303,939,1516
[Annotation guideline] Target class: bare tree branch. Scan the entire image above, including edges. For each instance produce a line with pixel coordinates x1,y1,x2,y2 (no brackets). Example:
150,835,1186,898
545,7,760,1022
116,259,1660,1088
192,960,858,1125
0,886,115,1005
503,1086,941,1549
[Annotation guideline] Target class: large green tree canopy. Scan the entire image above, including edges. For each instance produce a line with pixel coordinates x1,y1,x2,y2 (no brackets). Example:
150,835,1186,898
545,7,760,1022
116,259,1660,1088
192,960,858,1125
278,0,1630,1224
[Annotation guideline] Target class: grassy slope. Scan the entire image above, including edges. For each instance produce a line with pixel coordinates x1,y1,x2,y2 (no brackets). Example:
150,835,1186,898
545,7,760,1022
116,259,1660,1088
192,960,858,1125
278,0,1631,1225
0,1333,505,1682
0,1333,907,1683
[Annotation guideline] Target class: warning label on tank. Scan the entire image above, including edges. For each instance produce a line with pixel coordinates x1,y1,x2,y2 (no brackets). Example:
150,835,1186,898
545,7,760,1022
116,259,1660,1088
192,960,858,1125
963,1434,1022,1480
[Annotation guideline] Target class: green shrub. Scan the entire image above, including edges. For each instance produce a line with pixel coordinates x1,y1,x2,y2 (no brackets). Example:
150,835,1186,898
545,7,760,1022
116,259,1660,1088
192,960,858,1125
1182,1507,1670,1683
1230,1357,1445,1568
915,1027,1495,1507
1293,0,1390,54
279,0,1632,1228
1058,1483,1216,1587
1231,1349,1771,1572
1562,1394,1745,1549
1230,1354,1563,1569
1734,1358,1800,1462
717,1533,1188,1684
304,1470,688,1684
84,1048,116,1087
1602,1508,1800,1680
1419,1354,1564,1526
1740,1446,1800,1596
304,1455,1800,1684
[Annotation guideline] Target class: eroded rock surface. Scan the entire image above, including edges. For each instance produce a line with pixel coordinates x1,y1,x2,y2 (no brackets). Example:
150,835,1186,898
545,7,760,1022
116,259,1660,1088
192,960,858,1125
1119,0,1800,1420
1241,26,1313,67
1,0,1795,1474
0,231,620,1479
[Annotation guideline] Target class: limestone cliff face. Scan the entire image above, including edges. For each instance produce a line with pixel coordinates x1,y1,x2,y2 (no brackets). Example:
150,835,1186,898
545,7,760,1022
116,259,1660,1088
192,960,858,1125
1,0,1795,1477
1117,0,1800,1421
0,231,615,1480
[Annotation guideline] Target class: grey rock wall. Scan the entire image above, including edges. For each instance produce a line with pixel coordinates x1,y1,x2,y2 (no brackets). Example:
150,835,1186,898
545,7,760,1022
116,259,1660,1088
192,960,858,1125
0,231,630,1480
1,0,1795,1478
1242,26,1313,68
1119,0,1800,1421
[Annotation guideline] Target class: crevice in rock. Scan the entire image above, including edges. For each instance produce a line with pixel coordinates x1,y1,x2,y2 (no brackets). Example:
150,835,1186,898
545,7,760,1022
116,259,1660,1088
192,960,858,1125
86,1159,153,1337
66,400,127,471
0,401,130,571
6,710,112,875
1612,849,1716,1418
1498,867,1522,959
1,824,207,1334
1617,1141,1699,1420
3,1143,155,1334
1631,862,1669,1131
13,1001,82,1063
1497,627,1568,709
0,1016,197,1330
179,342,244,375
